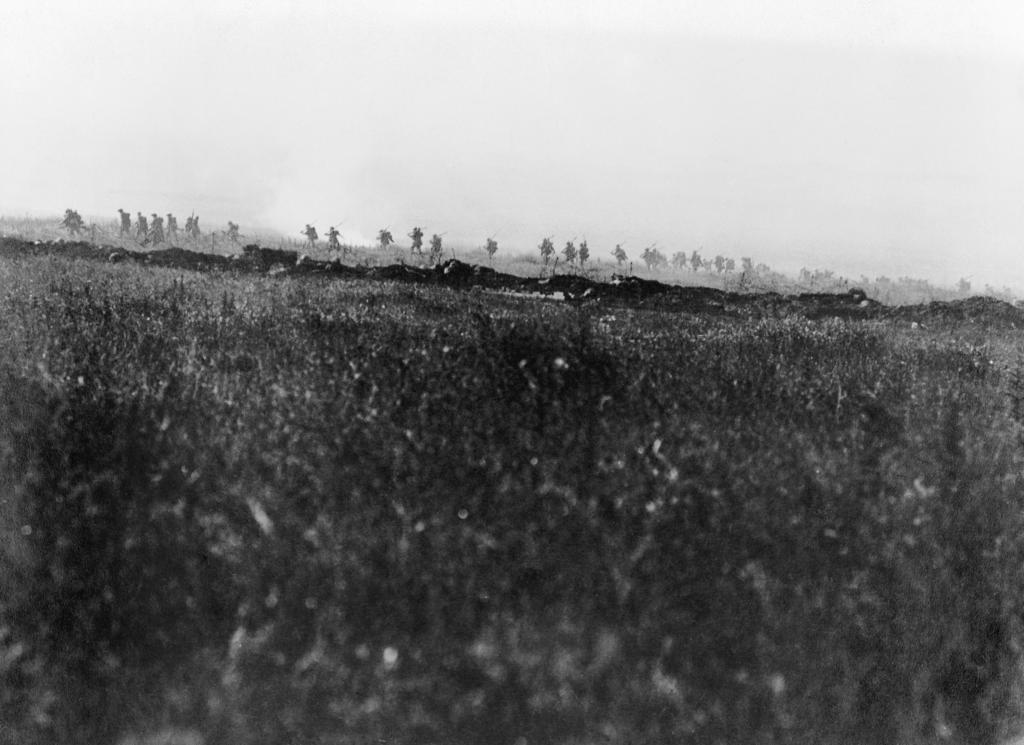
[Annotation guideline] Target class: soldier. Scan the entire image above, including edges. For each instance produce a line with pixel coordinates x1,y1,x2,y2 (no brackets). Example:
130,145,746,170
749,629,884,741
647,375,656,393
136,212,149,242
408,226,424,255
192,215,201,238
184,215,195,239
613,244,627,266
166,213,178,242
326,226,341,254
149,214,164,244
302,224,318,249
227,221,240,243
429,233,444,263
118,209,131,237
60,209,83,237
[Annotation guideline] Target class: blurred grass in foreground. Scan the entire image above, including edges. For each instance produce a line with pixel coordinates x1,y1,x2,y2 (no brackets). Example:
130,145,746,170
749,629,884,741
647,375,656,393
1,254,1024,744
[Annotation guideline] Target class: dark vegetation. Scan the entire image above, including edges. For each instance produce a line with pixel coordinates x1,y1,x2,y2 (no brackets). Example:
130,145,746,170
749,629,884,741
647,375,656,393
2,244,1024,744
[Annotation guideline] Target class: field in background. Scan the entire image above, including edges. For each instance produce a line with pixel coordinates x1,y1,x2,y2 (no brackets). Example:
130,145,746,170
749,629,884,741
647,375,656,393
3,215,1013,306
2,240,1024,743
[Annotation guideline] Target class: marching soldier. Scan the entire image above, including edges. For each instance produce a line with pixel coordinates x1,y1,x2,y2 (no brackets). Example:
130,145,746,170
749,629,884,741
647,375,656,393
408,226,424,255
166,213,178,241
60,209,84,237
118,209,131,237
302,224,318,249
326,226,341,254
429,233,443,262
149,214,164,244
136,212,149,242
227,221,240,243
191,215,201,239
184,215,194,239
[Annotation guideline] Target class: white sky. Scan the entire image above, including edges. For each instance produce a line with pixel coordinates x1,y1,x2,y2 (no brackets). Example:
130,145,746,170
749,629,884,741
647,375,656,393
2,0,1024,287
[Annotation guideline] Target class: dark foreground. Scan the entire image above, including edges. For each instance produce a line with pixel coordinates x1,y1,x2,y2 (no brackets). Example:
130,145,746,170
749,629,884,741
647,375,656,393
2,242,1024,744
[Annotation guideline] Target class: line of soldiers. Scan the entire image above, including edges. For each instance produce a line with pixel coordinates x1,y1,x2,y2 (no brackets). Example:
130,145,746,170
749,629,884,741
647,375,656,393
300,224,445,260
407,227,445,260
113,209,243,246
302,224,346,255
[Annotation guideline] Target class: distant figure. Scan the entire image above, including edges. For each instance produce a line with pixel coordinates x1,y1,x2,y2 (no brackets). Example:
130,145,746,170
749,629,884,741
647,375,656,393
302,224,318,249
149,214,164,244
61,209,84,237
562,240,577,265
135,212,149,242
326,226,341,253
184,215,200,240
118,209,131,237
408,226,424,255
227,221,240,243
429,233,444,262
166,213,178,241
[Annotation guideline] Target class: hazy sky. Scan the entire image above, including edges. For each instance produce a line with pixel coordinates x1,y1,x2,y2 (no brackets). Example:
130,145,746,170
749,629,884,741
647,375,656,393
3,0,1024,287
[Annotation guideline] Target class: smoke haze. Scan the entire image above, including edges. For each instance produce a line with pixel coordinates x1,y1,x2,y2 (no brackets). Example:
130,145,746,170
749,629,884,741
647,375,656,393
2,0,1023,288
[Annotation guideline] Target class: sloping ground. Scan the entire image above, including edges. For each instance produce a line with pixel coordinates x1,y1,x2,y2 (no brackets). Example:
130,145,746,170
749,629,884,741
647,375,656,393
885,295,1024,327
3,237,1022,326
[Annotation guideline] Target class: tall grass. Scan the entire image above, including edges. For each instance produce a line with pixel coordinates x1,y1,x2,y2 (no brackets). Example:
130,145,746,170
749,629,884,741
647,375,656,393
1,254,1023,743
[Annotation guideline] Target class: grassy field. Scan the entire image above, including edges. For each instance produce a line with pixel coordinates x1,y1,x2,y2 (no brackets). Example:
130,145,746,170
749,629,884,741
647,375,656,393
2,245,1024,744
4,214,1006,304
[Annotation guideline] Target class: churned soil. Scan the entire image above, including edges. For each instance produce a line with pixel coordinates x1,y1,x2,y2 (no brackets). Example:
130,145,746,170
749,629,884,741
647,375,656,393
4,237,1022,326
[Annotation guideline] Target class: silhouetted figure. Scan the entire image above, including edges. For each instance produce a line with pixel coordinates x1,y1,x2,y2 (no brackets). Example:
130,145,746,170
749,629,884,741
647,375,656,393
302,224,318,249
60,209,84,237
408,226,424,255
149,214,164,244
227,221,240,243
166,213,178,241
135,212,148,242
326,226,342,253
118,209,131,237
429,233,443,262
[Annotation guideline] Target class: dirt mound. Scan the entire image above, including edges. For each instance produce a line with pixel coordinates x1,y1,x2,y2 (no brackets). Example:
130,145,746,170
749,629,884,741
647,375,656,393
370,264,434,281
886,296,1024,327
146,246,234,270
0,238,108,262
4,236,1020,326
240,245,298,270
